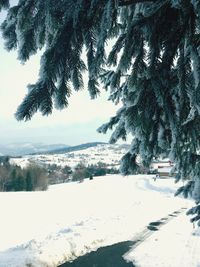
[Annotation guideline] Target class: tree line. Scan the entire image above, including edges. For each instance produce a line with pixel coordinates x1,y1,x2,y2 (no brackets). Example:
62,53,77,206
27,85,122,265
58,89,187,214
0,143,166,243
47,162,119,184
0,156,119,191
71,162,119,182
0,157,48,192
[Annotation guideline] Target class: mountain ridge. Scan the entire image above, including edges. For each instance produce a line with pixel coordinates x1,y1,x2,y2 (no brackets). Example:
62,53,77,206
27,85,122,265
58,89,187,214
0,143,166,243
39,142,108,155
0,143,70,156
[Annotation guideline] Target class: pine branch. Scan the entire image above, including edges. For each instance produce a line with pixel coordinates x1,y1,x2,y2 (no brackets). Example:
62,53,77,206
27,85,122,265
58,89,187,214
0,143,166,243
0,0,9,11
119,0,154,6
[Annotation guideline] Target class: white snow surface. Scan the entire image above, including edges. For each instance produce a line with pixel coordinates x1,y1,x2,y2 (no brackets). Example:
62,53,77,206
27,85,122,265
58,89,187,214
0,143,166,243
0,174,196,267
125,213,200,267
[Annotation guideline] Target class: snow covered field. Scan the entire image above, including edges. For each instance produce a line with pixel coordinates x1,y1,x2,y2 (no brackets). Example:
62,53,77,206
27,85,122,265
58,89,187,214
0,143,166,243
0,174,197,267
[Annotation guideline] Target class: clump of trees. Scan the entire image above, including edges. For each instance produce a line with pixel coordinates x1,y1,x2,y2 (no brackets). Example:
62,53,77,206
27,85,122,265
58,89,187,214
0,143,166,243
72,163,91,182
0,157,48,192
25,164,48,191
72,162,119,182
88,162,119,176
47,164,72,184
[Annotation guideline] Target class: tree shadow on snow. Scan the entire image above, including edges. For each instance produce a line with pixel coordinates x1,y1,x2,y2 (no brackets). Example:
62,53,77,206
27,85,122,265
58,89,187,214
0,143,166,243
59,240,136,267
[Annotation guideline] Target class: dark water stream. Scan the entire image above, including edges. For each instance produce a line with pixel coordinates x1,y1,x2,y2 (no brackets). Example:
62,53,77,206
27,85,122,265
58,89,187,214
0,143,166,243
58,240,136,267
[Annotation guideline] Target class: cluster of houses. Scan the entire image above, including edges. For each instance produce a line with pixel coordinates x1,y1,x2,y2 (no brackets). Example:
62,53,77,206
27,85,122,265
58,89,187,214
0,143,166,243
151,159,175,178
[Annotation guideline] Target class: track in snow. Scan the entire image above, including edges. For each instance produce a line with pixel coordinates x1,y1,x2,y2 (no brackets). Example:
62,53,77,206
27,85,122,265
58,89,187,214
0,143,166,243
59,207,187,267
126,207,187,251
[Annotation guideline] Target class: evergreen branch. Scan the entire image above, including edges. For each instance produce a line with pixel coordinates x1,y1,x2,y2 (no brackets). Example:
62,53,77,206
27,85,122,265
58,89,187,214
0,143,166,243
2,0,200,227
0,0,9,11
119,0,154,6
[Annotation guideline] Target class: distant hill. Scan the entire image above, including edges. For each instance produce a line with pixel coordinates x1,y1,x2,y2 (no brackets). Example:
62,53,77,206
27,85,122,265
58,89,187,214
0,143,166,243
11,143,131,169
0,143,70,156
43,142,107,155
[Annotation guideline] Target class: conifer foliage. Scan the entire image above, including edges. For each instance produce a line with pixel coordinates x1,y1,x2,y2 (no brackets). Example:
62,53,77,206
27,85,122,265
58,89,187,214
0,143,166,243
1,1,200,224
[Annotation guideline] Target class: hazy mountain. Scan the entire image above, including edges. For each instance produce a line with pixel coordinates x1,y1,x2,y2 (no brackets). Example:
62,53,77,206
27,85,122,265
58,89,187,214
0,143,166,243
0,143,70,156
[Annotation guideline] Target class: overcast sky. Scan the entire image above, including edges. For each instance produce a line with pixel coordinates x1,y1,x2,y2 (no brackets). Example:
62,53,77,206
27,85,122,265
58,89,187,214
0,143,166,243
0,7,119,146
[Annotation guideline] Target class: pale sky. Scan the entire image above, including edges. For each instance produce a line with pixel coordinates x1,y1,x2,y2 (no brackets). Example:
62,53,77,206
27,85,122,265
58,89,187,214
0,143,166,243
0,7,119,146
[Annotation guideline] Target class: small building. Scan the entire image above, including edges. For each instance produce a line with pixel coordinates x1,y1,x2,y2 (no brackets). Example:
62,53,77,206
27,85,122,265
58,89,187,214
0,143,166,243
157,166,174,177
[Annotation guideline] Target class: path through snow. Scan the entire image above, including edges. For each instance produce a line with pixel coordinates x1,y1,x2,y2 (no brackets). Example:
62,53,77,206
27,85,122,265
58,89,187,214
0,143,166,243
59,207,188,267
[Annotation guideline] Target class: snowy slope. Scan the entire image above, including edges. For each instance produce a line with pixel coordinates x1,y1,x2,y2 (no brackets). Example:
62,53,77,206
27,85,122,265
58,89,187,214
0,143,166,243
0,175,193,267
10,144,129,169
